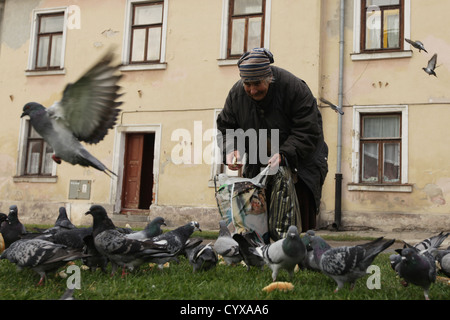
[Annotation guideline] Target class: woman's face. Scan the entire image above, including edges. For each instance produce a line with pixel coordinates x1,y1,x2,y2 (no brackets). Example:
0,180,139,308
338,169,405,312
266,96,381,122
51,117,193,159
243,80,270,101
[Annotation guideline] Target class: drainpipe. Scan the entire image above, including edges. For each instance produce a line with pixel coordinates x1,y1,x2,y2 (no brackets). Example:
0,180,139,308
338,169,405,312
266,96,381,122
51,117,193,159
332,0,345,230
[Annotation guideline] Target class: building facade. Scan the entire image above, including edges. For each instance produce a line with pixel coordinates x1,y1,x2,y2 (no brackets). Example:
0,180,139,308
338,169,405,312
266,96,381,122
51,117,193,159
0,0,449,232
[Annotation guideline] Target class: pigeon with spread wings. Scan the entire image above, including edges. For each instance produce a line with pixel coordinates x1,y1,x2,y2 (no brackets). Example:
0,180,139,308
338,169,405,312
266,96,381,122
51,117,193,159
21,52,123,176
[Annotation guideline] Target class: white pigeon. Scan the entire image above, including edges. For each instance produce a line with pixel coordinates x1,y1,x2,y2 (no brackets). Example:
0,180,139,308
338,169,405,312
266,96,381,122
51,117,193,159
255,225,306,282
20,52,123,176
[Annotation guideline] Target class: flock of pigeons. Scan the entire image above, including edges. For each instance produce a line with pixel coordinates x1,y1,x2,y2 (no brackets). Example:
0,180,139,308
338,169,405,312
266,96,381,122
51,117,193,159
0,204,449,300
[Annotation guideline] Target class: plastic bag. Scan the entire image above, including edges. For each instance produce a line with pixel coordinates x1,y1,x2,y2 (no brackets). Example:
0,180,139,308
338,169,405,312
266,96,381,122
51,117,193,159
268,166,301,241
215,166,270,243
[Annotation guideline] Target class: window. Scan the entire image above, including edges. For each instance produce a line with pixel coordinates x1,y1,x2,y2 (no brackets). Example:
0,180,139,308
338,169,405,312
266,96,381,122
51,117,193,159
362,0,403,52
352,0,411,60
218,0,271,64
121,0,168,71
228,0,265,59
130,1,163,63
27,8,67,75
360,114,401,183
24,126,54,176
350,105,411,192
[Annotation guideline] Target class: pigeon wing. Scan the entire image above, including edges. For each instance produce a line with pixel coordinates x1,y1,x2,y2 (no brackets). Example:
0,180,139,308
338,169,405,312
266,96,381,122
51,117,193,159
427,54,437,70
48,52,123,144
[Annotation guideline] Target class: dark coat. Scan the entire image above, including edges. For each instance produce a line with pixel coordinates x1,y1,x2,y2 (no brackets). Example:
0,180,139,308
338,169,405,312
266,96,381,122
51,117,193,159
216,66,328,212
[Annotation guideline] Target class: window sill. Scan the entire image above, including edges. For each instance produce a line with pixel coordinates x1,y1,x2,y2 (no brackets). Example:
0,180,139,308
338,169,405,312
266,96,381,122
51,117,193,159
119,63,167,72
348,183,413,193
217,59,239,66
25,69,66,76
351,51,412,61
13,176,58,183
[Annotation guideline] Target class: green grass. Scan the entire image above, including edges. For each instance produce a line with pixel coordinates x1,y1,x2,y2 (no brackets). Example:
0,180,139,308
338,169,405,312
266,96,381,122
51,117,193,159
2,225,448,301
1,253,449,301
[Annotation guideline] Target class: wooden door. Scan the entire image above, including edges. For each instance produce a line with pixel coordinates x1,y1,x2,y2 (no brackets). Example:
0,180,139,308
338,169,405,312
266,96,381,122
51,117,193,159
122,134,144,209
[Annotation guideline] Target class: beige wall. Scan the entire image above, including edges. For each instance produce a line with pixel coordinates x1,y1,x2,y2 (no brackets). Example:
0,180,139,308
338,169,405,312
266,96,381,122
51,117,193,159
0,0,449,232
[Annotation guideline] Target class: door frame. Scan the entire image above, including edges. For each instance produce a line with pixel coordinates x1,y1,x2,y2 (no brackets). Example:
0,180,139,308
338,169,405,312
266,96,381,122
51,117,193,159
110,124,162,212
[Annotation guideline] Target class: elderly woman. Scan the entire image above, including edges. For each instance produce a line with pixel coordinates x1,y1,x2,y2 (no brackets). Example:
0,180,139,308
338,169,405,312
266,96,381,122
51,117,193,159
216,48,328,235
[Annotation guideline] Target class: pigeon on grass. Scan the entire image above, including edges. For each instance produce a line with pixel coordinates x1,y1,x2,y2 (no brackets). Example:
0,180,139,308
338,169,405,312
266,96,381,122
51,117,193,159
255,225,306,282
213,220,242,265
311,237,395,292
125,217,166,240
85,205,178,276
396,247,436,300
232,233,265,271
0,238,88,285
0,205,27,248
433,249,450,277
185,242,218,272
301,231,331,272
20,52,123,177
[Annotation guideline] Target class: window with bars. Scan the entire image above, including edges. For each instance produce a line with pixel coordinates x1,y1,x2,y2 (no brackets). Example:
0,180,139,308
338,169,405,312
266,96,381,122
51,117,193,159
361,0,404,52
35,13,65,70
24,125,54,176
360,114,401,184
129,1,164,64
227,0,266,59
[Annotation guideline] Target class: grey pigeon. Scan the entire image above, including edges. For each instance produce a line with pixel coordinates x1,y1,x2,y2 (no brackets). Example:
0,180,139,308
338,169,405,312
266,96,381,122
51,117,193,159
319,97,344,115
0,205,27,248
423,53,438,77
125,217,166,240
35,207,77,235
82,234,109,273
0,238,87,285
185,242,218,272
51,227,93,249
405,38,428,53
410,231,449,252
431,248,450,277
232,233,265,271
312,237,395,292
396,247,436,300
255,225,306,282
213,220,242,265
20,52,123,176
302,231,331,272
150,221,202,258
85,205,177,276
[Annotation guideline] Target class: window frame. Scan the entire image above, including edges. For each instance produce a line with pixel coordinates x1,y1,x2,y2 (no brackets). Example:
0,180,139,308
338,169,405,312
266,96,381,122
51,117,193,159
218,0,272,65
227,0,266,60
359,113,402,184
360,0,404,54
14,118,57,183
26,7,68,76
352,0,411,61
349,105,411,193
121,0,168,71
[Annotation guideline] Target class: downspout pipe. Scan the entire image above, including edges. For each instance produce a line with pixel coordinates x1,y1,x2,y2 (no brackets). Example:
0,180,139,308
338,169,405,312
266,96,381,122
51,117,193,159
333,0,345,230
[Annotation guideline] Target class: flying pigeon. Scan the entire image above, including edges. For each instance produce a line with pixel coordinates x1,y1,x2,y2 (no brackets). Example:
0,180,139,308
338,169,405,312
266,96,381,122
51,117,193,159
185,242,218,272
311,237,395,292
405,38,428,53
302,231,331,272
255,225,306,282
396,247,436,300
0,205,27,248
232,233,265,271
319,97,344,115
0,238,88,285
213,220,242,265
125,217,166,240
20,52,123,176
423,53,438,77
85,205,178,276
